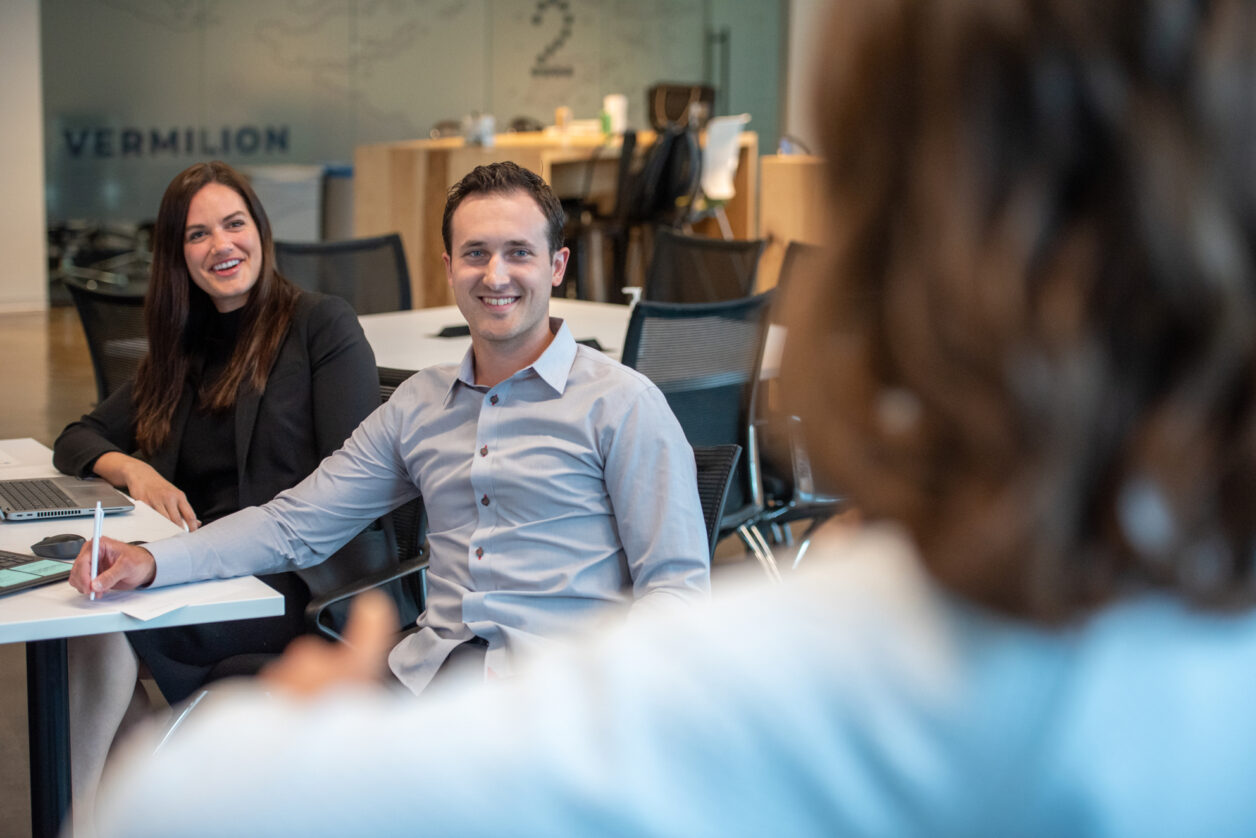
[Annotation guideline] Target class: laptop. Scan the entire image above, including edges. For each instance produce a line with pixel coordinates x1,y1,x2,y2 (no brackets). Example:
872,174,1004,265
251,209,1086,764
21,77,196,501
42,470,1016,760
0,549,72,597
0,476,134,521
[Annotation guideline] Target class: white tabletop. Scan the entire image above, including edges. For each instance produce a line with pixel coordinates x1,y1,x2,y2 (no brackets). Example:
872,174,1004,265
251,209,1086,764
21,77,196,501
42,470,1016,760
0,438,283,644
360,298,633,371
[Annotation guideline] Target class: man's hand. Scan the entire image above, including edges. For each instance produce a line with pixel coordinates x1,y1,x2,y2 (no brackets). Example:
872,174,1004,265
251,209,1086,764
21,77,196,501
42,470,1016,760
94,452,200,531
69,536,157,596
260,590,397,697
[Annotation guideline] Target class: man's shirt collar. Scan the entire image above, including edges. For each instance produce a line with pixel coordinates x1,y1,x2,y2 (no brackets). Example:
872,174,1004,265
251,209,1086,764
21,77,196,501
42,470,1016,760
445,317,575,403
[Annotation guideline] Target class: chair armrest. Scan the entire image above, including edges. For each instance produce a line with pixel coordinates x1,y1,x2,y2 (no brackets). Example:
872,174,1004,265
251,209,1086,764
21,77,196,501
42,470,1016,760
304,556,429,643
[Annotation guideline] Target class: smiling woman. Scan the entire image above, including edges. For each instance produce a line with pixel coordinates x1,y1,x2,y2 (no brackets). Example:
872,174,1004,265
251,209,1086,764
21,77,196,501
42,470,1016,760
182,182,264,313
50,160,383,831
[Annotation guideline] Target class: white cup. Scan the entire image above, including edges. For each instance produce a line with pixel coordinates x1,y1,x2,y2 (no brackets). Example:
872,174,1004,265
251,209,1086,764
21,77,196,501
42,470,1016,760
602,94,628,134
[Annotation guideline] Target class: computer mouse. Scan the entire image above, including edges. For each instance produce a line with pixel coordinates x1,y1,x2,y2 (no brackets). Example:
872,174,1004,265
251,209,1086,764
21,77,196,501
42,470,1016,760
31,533,86,560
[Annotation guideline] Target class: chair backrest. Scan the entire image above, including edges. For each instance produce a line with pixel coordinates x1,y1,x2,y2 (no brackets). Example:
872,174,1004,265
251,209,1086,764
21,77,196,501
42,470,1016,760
275,233,412,315
775,241,826,301
604,130,640,221
62,275,148,403
621,293,773,530
693,444,741,560
643,226,766,303
647,82,716,131
700,113,751,202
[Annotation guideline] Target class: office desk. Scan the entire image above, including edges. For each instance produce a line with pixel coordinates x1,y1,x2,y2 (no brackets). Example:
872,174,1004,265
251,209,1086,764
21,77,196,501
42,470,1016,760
359,298,633,372
354,130,758,308
0,438,284,838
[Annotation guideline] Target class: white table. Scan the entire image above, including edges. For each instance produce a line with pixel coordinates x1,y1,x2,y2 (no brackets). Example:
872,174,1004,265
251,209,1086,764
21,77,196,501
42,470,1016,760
359,298,633,371
0,438,283,838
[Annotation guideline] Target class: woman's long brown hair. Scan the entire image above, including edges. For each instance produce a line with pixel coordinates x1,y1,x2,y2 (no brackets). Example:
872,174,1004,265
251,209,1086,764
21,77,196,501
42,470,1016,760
132,161,299,454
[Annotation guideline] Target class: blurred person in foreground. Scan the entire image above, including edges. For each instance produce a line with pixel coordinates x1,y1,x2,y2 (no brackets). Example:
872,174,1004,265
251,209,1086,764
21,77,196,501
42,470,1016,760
94,1,1256,835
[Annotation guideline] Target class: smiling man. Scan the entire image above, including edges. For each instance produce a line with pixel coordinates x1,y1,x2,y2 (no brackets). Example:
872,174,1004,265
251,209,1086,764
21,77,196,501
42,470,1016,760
74,161,710,695
441,171,568,386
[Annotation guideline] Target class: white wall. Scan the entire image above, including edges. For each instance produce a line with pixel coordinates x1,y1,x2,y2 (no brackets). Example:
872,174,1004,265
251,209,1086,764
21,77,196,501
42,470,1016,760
0,1,47,312
782,0,829,155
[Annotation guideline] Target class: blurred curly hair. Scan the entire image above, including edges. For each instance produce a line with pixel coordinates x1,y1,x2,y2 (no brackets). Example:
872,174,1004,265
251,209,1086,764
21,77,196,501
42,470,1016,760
783,0,1256,620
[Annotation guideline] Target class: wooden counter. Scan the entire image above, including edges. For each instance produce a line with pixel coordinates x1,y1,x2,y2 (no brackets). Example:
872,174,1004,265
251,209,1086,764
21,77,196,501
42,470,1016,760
354,130,758,308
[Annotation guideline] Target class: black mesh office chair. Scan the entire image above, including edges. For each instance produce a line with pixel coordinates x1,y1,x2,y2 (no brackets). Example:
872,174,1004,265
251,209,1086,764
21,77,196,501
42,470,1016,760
621,293,780,579
643,226,766,303
274,233,412,315
62,275,149,403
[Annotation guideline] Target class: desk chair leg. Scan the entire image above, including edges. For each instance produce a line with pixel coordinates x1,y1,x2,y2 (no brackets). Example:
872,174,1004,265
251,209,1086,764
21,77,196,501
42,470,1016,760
736,523,782,582
791,520,824,570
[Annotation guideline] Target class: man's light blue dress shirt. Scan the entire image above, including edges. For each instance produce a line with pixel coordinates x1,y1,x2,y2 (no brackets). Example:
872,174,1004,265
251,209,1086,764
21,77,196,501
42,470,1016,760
146,320,710,693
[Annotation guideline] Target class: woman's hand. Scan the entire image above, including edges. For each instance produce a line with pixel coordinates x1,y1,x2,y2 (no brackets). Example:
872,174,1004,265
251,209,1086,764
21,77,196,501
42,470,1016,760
93,451,200,531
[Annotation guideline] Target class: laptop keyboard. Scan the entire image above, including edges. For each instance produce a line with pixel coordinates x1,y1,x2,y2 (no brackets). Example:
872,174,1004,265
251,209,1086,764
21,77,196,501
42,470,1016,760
0,479,78,512
1,550,54,570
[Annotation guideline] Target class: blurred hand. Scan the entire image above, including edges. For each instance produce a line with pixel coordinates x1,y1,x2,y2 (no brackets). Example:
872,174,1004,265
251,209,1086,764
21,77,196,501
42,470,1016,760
69,536,157,596
94,452,200,531
261,590,397,698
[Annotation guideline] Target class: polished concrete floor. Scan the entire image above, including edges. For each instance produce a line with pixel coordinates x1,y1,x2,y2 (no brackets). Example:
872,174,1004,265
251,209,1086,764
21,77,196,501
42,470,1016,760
0,306,96,838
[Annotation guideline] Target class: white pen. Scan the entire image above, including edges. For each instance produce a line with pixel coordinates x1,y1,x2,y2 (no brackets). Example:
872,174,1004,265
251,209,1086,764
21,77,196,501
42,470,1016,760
89,500,103,601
